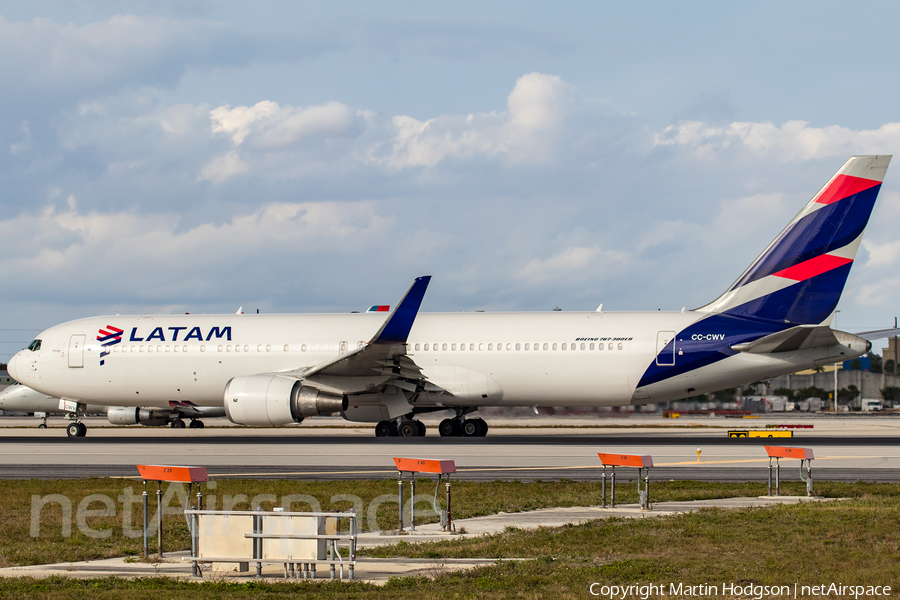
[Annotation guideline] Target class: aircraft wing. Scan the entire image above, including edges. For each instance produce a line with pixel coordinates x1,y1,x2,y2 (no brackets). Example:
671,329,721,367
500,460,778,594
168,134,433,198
275,276,434,394
731,325,839,354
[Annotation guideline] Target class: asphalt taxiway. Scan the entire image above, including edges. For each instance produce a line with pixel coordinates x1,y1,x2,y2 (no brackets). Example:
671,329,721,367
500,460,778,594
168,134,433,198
1,414,898,482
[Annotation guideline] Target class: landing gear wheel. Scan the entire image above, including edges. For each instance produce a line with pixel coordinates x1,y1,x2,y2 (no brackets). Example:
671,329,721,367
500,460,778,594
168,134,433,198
438,418,459,437
397,420,419,437
473,418,488,437
171,419,186,429
461,419,479,437
375,420,394,437
38,423,47,429
189,420,204,429
76,422,87,437
415,420,426,437
66,423,80,437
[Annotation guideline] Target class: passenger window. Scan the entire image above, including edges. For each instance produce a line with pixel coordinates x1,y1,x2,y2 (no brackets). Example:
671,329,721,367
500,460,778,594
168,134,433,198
479,343,484,351
200,345,206,352
300,344,306,352
451,343,457,351
442,343,448,351
515,343,521,350
423,343,429,351
257,345,262,352
506,343,512,350
589,343,595,350
551,343,556,350
157,345,162,352
618,343,623,350
148,346,153,353
608,343,613,350
235,345,240,353
433,342,438,351
524,343,530,350
285,344,290,352
488,343,493,351
227,345,232,352
415,343,421,351
496,343,502,351
543,343,548,350
140,346,145,352
580,343,585,350
244,345,249,352
266,345,271,352
470,343,475,351
218,345,223,352
165,345,171,353
183,345,187,352
561,343,567,351
571,344,576,351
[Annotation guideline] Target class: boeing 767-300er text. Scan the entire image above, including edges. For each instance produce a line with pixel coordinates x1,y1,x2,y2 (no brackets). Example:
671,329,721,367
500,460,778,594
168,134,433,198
7,156,895,438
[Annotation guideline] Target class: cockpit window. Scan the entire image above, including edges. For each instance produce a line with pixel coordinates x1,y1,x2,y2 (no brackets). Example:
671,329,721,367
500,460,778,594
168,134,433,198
27,339,41,352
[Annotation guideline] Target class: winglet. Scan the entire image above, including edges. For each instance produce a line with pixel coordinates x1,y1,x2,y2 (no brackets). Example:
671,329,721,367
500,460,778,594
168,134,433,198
370,276,431,344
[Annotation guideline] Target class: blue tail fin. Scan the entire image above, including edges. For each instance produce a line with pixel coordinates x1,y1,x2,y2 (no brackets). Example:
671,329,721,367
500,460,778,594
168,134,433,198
697,155,891,325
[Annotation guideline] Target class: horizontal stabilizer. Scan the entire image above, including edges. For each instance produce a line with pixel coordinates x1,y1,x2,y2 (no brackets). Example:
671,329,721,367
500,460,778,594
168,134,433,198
854,327,900,341
731,325,838,354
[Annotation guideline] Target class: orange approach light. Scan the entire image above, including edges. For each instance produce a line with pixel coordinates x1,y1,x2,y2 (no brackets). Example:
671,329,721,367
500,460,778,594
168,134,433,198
764,446,814,460
392,458,457,474
598,453,654,468
136,465,209,483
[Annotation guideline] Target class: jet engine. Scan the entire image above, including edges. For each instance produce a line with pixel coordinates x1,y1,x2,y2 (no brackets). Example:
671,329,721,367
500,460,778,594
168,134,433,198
107,406,169,427
223,374,347,426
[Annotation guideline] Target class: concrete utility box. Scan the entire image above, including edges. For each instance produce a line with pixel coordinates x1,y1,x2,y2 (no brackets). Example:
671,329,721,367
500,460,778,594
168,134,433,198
197,513,327,562
197,514,255,561
263,515,327,562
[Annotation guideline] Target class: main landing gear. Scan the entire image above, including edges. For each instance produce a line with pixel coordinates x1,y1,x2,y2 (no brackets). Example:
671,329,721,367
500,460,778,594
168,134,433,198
375,419,426,437
373,416,489,437
439,417,488,437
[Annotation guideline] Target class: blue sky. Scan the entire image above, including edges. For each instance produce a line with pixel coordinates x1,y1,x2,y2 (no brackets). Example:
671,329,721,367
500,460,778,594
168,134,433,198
1,1,900,358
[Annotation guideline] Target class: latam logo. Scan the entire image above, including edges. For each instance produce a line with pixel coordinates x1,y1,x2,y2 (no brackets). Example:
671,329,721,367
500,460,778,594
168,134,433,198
97,325,124,366
96,326,233,366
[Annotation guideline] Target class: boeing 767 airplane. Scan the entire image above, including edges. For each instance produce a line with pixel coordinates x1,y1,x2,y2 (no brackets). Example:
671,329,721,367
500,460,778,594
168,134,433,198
7,156,893,438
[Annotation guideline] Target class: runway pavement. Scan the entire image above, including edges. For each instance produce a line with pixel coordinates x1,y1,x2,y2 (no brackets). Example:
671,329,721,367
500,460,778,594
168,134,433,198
1,414,899,481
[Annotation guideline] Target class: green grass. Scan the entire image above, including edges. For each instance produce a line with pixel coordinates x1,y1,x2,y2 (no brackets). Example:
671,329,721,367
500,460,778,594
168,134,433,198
0,492,899,598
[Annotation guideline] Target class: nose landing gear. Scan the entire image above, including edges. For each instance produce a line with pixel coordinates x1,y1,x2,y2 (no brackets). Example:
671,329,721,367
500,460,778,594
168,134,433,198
65,422,87,438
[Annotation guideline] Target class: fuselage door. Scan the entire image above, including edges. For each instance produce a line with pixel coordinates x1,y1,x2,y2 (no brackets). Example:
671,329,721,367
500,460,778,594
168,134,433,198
68,334,86,368
656,331,676,366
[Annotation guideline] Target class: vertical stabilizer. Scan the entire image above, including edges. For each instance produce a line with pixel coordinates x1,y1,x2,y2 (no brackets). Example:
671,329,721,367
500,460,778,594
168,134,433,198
697,155,891,325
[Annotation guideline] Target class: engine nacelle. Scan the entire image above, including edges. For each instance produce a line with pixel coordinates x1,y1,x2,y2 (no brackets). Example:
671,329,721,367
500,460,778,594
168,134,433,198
223,374,347,426
107,406,169,427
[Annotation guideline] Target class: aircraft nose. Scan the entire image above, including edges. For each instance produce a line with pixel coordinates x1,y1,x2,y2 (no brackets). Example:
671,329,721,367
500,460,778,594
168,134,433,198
7,353,19,381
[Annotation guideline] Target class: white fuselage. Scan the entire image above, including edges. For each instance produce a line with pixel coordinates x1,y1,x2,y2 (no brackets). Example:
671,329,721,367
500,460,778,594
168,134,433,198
8,310,864,414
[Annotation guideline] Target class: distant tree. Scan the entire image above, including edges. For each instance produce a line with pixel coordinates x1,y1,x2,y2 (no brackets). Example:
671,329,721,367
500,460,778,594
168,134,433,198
849,359,863,371
796,386,830,400
868,352,883,374
814,366,825,373
772,388,796,399
711,388,737,402
837,385,860,404
880,386,900,403
885,359,896,375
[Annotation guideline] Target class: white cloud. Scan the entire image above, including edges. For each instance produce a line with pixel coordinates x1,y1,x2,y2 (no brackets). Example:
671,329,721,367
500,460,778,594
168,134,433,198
862,239,900,268
198,151,248,183
519,245,631,285
654,120,900,161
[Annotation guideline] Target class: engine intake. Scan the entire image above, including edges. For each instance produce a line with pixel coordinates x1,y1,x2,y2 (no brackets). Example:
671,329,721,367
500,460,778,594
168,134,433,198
224,374,347,426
